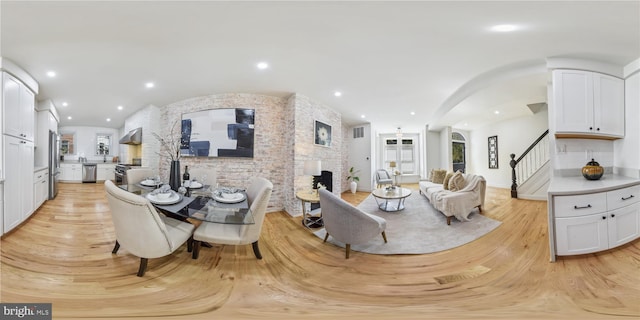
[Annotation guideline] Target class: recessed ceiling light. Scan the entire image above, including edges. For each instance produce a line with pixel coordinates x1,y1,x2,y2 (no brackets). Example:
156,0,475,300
67,116,72,120
46,71,56,77
117,105,123,110
145,82,155,88
62,102,68,107
334,91,342,97
464,122,468,126
490,24,518,32
106,118,111,122
257,62,269,70
494,110,500,115
410,111,415,116
361,115,366,118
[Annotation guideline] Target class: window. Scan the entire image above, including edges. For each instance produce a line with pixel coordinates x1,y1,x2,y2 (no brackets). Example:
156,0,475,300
96,134,111,155
60,132,75,155
384,137,417,175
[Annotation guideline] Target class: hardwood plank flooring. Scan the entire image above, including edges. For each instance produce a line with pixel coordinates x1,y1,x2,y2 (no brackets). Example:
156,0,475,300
1,182,638,319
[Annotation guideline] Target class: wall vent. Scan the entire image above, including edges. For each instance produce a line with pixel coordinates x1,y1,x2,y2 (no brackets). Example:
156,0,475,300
353,127,364,139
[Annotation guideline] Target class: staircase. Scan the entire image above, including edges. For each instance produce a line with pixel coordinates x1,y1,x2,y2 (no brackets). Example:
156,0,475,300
510,130,549,200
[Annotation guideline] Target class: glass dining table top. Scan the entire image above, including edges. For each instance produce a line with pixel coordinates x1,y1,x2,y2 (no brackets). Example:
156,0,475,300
118,183,254,225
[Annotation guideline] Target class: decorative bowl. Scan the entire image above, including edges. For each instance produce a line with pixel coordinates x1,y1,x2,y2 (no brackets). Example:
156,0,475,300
582,158,604,180
156,192,172,200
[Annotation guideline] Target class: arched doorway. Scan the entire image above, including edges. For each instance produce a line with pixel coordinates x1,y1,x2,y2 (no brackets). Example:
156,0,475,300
452,132,466,173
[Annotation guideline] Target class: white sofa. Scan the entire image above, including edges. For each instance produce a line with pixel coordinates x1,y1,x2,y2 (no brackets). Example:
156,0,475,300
418,173,486,225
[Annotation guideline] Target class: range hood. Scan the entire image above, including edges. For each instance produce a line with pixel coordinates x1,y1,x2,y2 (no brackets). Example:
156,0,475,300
119,127,142,145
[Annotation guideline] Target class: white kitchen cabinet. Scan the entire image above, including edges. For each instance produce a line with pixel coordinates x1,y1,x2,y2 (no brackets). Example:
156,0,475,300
34,168,49,210
555,213,609,255
553,69,624,139
60,163,82,182
0,183,4,235
2,72,35,141
607,201,640,248
550,182,640,259
97,164,115,181
4,135,34,233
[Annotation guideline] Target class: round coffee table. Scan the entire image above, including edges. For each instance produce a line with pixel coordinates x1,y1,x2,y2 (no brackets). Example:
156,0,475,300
371,187,412,212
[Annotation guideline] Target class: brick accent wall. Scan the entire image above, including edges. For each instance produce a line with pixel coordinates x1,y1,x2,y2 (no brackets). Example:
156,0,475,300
285,93,342,216
128,92,343,215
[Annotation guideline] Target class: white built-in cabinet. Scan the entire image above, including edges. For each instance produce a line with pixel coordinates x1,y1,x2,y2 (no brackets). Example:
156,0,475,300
4,135,35,232
2,61,38,235
60,163,82,182
552,69,625,139
97,163,115,181
34,168,49,210
550,184,640,259
3,72,35,142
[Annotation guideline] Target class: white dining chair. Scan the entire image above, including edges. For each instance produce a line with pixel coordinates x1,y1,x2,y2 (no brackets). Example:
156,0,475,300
104,180,194,276
188,168,217,187
126,168,154,185
191,177,273,260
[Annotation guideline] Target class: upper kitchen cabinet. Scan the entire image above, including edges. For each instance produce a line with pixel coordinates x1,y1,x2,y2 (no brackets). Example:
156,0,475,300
552,69,624,140
3,72,35,141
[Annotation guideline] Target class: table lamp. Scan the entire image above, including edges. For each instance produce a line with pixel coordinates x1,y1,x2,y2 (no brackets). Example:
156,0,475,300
303,160,321,194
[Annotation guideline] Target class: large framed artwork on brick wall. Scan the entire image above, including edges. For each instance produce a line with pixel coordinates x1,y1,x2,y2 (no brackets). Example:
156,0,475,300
488,135,498,169
180,108,255,158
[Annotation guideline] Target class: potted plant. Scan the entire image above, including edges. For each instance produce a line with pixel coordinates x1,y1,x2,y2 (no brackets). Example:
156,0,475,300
346,167,360,194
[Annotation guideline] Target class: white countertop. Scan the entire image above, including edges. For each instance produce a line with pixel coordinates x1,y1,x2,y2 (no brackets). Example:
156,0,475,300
34,165,48,172
548,174,640,196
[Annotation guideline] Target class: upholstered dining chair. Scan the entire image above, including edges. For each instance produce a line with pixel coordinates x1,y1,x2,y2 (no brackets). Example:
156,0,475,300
126,168,154,185
375,169,393,189
104,180,195,276
318,188,387,259
188,168,217,187
191,177,273,260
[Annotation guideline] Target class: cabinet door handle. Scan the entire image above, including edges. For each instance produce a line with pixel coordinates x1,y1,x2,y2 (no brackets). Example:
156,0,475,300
596,128,600,131
602,216,607,220
589,127,593,130
622,195,635,201
611,214,615,218
574,204,592,209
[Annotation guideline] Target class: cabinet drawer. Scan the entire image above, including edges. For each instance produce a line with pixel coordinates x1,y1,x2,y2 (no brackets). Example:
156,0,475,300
553,193,607,218
607,185,640,211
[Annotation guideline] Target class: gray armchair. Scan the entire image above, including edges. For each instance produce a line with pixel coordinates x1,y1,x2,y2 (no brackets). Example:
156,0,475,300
104,180,194,276
318,188,387,259
375,169,393,189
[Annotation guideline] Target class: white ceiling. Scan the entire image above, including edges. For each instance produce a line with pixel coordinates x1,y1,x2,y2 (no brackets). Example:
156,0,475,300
2,1,639,133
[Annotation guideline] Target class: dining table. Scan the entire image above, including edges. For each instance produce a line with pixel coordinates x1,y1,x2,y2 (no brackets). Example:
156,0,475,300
118,182,254,225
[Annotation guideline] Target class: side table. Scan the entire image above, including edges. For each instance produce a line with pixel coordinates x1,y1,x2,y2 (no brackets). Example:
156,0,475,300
296,190,323,228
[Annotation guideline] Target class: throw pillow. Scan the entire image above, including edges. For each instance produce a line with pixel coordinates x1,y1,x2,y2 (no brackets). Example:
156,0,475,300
428,169,435,182
432,169,447,184
442,172,454,190
448,171,466,192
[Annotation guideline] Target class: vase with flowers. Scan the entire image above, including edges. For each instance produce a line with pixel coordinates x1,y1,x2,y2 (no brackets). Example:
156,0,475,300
153,121,183,191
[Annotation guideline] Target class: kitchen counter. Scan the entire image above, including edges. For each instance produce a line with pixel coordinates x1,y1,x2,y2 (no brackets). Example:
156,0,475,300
548,174,640,196
34,165,48,172
61,161,119,165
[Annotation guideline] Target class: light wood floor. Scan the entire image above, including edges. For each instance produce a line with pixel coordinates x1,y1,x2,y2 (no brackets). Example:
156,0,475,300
1,183,639,319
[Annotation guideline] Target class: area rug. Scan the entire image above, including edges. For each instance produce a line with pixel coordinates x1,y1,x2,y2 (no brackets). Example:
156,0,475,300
313,191,501,255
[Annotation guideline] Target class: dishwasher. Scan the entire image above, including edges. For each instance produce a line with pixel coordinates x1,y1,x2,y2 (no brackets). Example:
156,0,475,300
82,163,97,183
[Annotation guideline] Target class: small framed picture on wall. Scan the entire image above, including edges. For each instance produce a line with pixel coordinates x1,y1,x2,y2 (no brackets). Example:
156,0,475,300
314,120,332,147
488,135,498,169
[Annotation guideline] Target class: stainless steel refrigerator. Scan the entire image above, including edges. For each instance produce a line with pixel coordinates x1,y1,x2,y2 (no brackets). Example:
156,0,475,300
48,130,61,199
